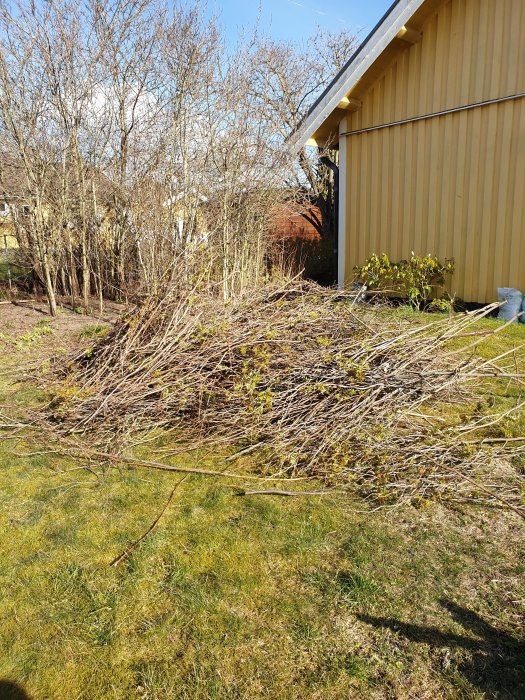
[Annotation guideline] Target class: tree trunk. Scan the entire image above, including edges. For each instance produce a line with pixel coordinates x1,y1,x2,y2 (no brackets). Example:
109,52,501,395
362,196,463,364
42,250,57,316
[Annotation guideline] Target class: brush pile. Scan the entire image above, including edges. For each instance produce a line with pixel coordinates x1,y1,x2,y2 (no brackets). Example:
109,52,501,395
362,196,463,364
51,281,524,510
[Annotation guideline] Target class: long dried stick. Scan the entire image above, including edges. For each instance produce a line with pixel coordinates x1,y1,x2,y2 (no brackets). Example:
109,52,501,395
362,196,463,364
109,475,188,567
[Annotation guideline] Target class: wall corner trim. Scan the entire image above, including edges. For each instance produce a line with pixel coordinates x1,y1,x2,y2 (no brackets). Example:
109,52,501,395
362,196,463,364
338,117,348,290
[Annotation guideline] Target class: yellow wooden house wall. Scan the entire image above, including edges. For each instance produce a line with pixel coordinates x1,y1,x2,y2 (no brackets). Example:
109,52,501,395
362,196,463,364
342,0,525,302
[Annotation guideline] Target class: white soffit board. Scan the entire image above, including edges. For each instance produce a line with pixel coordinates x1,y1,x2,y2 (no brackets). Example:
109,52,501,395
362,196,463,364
288,0,428,151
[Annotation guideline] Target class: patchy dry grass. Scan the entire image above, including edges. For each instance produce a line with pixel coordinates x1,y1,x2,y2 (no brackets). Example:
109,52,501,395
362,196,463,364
0,306,523,699
389,307,525,441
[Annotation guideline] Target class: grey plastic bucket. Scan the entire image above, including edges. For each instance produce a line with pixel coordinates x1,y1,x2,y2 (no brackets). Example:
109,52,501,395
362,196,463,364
497,288,523,322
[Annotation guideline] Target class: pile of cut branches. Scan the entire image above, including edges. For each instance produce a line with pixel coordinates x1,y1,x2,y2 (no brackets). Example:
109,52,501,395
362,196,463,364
47,281,525,512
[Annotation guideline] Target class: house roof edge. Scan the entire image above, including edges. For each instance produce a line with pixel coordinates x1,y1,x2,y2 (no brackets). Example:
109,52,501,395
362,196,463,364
287,0,428,152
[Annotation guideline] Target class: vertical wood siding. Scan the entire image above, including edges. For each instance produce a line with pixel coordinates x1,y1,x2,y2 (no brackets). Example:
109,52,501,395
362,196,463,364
344,0,525,302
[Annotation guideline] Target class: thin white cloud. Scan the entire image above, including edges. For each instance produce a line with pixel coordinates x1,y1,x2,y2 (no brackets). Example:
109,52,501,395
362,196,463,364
286,0,348,25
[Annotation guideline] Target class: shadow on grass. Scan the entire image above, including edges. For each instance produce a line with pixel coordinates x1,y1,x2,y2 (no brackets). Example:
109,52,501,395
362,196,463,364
358,599,525,699
0,681,32,700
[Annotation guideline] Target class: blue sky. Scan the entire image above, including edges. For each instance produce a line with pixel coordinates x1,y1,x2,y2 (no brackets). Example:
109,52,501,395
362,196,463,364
211,0,394,45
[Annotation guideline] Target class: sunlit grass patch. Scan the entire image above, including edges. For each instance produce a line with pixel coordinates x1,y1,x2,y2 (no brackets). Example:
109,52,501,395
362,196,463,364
79,324,109,340
15,319,54,348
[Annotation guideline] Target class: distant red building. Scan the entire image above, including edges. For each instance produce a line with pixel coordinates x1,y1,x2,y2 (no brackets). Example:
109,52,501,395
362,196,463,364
269,204,322,242
268,204,335,283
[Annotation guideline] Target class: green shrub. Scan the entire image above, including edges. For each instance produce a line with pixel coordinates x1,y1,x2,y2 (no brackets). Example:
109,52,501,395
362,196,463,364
79,324,108,340
354,253,454,308
16,322,53,347
427,296,455,313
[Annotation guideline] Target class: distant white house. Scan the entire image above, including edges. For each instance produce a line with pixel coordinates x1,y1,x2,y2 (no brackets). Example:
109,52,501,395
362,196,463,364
162,188,209,243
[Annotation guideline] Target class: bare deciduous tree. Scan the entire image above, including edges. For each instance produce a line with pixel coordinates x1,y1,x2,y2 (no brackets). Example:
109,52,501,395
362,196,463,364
249,28,359,241
0,0,351,313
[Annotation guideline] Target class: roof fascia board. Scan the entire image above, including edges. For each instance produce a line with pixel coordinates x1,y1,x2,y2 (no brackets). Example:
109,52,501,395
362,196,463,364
289,0,427,151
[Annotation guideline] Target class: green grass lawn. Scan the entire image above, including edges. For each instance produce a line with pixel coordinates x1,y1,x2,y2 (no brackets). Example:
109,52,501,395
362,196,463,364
0,309,524,699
